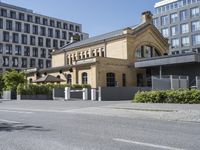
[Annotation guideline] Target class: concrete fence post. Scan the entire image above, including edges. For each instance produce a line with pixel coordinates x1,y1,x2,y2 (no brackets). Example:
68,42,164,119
91,88,96,101
82,88,88,100
170,75,173,90
65,87,70,100
98,87,102,101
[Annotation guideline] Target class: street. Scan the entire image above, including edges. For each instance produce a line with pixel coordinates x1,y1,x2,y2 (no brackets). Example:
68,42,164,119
0,100,199,150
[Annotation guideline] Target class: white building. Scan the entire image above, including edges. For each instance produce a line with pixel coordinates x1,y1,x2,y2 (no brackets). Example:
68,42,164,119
0,2,89,72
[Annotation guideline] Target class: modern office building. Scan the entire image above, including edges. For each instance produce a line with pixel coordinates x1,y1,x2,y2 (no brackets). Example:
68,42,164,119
153,0,200,55
0,2,89,73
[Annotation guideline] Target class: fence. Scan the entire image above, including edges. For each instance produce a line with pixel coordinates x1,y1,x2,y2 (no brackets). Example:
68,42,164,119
152,75,189,90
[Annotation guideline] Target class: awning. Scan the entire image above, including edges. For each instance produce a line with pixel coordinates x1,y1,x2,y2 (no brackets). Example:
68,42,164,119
33,75,65,83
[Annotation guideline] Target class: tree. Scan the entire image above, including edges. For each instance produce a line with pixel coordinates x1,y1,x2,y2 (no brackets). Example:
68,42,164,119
2,70,26,91
0,74,4,96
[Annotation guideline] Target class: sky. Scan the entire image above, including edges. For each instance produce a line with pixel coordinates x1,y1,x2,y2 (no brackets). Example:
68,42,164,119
2,0,160,37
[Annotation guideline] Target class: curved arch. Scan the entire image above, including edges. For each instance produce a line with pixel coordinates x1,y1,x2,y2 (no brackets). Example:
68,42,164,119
57,75,61,79
67,74,72,85
29,78,33,83
134,41,163,59
82,72,88,84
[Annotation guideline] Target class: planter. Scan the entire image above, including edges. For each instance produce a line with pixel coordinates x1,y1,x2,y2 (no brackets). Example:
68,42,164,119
18,94,52,100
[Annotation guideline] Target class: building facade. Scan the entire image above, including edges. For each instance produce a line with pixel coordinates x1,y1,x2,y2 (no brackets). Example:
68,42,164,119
153,0,200,55
0,2,89,73
27,12,169,88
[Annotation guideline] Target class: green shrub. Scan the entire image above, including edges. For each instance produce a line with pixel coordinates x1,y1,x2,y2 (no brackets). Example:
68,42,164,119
133,89,200,104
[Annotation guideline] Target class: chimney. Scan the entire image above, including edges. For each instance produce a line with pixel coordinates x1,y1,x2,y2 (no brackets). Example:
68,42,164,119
141,11,153,24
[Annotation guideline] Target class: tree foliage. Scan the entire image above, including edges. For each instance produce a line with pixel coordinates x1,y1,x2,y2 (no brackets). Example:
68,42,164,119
3,70,26,91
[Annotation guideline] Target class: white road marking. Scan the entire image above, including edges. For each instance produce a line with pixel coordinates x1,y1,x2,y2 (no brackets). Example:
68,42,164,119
113,138,186,150
0,119,21,124
0,109,33,114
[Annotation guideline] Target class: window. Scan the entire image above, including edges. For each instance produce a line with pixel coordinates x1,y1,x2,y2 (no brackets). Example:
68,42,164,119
55,30,60,38
32,47,38,57
171,38,179,49
57,21,61,28
46,60,51,68
192,21,200,32
1,9,7,17
48,49,52,58
170,13,178,23
70,24,74,31
192,34,200,45
69,32,73,40
30,59,36,68
40,27,46,36
24,46,30,56
6,20,12,30
0,18,3,29
35,16,40,24
181,37,190,47
0,43,3,54
60,41,65,47
48,28,53,37
63,23,68,30
53,40,58,48
3,31,9,42
40,48,46,58
13,33,19,43
122,74,126,87
75,26,80,32
38,37,44,46
180,10,188,21
107,73,116,87
30,36,36,45
161,15,169,26
32,25,38,34
15,22,21,32
161,28,169,37
21,34,27,44
21,58,27,68
38,59,44,68
46,38,51,47
82,72,88,84
15,45,21,55
153,18,160,27
27,15,33,22
6,44,12,54
67,74,72,85
135,45,160,59
3,56,9,67
50,20,55,27
43,18,48,25
191,7,200,18
12,57,19,67
10,11,16,19
181,23,189,34
171,26,179,36
62,31,67,39
19,13,25,20
24,23,30,33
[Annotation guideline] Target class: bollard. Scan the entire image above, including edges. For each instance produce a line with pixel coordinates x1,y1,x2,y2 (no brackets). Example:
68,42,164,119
91,88,96,101
98,87,102,101
65,87,70,100
82,88,88,100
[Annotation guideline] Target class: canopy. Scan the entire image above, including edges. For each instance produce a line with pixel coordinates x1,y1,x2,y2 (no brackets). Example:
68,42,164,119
33,75,65,83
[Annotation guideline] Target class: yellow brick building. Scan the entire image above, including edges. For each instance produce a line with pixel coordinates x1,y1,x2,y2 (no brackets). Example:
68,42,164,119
27,11,169,88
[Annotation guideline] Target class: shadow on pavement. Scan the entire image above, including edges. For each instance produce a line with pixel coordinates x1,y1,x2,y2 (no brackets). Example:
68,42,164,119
0,123,51,132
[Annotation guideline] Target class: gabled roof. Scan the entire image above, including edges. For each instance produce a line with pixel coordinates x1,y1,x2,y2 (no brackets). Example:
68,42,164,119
33,75,65,83
53,24,140,55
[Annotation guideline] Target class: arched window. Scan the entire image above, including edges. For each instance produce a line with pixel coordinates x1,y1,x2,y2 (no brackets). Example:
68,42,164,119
67,74,72,85
82,72,88,84
106,73,116,87
29,78,32,83
135,45,160,59
57,75,60,79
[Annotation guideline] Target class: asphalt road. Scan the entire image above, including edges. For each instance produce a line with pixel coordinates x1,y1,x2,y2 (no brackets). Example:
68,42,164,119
0,100,199,150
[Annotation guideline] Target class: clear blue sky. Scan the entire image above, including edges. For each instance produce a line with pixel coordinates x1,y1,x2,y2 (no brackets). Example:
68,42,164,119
2,0,159,37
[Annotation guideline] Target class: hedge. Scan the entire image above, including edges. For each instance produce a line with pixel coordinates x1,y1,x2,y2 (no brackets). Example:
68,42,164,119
133,89,200,104
17,84,91,95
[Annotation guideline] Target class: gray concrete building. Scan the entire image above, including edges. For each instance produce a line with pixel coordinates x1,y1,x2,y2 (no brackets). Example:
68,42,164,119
0,2,89,72
153,0,200,55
